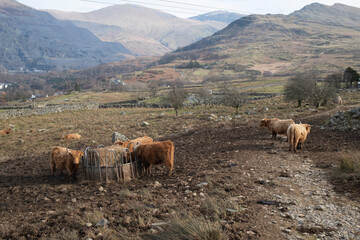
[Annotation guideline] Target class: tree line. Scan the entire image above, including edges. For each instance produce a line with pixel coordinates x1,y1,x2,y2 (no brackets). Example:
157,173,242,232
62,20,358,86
284,67,359,108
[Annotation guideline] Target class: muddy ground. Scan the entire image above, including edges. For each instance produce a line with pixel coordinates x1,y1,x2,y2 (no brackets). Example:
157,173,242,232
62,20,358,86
0,108,359,240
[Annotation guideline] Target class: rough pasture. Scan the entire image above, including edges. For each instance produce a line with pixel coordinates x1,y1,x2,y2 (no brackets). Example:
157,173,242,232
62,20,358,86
0,99,359,239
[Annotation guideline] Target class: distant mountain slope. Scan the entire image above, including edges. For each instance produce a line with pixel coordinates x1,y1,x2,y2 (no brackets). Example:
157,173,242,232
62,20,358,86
189,11,245,24
160,3,360,76
290,3,360,28
47,4,227,55
0,0,131,71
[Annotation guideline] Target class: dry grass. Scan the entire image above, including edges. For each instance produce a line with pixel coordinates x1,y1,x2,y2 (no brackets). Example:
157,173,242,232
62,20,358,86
334,153,360,181
144,214,227,240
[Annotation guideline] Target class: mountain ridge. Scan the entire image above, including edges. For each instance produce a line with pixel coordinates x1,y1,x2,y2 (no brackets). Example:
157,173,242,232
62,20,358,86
46,4,228,55
0,0,131,71
161,2,360,76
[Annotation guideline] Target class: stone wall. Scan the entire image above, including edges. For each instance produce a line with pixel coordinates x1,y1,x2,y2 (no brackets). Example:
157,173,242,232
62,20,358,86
0,103,99,119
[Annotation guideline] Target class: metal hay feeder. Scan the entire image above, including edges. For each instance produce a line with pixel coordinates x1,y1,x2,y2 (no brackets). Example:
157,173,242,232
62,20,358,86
82,142,143,182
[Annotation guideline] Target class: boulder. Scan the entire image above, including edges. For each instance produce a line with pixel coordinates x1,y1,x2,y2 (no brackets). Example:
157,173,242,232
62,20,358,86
112,132,128,143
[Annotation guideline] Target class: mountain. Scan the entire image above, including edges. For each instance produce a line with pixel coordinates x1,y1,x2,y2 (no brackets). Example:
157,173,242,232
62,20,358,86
46,4,227,56
159,3,360,76
290,3,360,28
189,11,245,24
0,0,131,71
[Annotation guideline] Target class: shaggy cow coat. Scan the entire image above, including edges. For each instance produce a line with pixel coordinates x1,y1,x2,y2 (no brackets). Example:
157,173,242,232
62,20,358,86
50,146,83,182
260,118,295,139
136,140,174,176
62,133,82,140
287,124,311,153
0,128,11,135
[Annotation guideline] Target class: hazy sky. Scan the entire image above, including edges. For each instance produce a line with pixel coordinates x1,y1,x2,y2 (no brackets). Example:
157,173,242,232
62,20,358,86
17,0,360,18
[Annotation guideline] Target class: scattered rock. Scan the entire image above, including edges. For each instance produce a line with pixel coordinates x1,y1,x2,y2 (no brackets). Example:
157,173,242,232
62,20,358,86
245,110,256,115
257,200,277,205
72,198,77,203
327,107,360,131
38,129,47,132
151,222,167,228
141,121,150,127
315,205,325,211
196,182,208,187
153,181,162,188
99,186,104,192
225,116,232,121
96,219,110,227
120,111,126,115
208,114,218,121
246,231,256,236
86,223,92,228
226,208,238,213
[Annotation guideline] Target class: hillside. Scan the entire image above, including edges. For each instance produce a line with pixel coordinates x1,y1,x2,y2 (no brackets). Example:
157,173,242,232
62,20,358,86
0,0,131,71
159,3,360,76
46,4,227,56
189,11,245,24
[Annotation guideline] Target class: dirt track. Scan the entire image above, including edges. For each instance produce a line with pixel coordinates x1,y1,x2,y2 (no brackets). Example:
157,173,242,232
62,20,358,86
0,109,359,239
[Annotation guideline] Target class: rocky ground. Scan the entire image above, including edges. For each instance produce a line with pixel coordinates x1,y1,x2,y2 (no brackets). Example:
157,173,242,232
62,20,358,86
0,106,359,239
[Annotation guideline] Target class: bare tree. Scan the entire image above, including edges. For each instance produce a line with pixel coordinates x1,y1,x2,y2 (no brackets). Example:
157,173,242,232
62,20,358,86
284,74,315,107
284,73,337,108
196,87,213,108
220,83,247,114
309,82,337,108
166,85,188,116
325,72,343,89
128,82,148,100
148,81,159,97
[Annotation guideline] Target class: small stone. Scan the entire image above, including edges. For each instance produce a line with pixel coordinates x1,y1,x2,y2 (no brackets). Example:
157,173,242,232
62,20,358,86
193,193,197,196
151,222,167,227
72,198,77,203
99,186,104,192
120,111,126,115
86,223,92,228
314,205,325,211
153,181,162,187
199,193,205,197
44,197,50,201
47,211,55,214
246,231,256,236
226,208,238,213
18,139,24,143
38,129,47,132
149,229,158,234
96,219,110,227
196,182,208,187
141,121,150,127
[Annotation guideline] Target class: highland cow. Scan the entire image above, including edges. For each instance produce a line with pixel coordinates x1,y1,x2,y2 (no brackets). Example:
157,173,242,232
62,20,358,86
50,146,83,182
287,124,311,153
136,140,174,176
